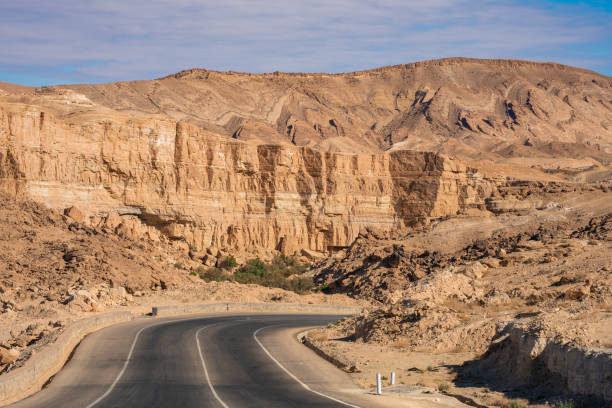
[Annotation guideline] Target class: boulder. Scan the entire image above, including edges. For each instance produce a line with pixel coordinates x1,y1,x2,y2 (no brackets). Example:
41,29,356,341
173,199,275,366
462,261,487,279
63,206,84,223
0,347,19,365
201,254,217,267
278,236,299,256
482,257,501,268
301,248,325,260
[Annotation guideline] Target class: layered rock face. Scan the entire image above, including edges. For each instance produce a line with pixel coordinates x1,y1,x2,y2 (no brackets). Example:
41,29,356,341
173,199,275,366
0,103,496,253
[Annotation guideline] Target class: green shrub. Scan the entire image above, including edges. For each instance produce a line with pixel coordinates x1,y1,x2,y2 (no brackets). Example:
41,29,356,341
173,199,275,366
195,256,313,294
222,256,238,269
238,258,266,278
189,271,197,276
437,382,449,392
509,403,525,408
279,253,297,266
553,402,573,408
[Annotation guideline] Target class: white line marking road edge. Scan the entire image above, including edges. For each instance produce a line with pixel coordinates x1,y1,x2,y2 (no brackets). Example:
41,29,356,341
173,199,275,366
253,325,362,408
196,325,230,408
85,317,215,408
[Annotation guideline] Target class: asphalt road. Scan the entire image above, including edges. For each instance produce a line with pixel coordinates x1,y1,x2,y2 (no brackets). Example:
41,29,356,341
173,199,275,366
8,314,368,408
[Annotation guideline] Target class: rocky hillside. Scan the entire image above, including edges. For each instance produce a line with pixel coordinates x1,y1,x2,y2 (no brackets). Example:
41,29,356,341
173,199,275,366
55,58,612,163
308,189,611,406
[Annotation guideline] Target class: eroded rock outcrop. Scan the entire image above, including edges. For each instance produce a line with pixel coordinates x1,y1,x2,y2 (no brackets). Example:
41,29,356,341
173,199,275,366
0,103,497,253
468,320,612,404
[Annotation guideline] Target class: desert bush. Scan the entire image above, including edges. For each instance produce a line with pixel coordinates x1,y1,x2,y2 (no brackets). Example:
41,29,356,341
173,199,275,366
237,258,267,278
451,344,468,353
437,382,449,392
509,403,525,408
221,256,238,269
198,256,313,294
281,276,314,294
553,402,573,408
279,253,298,266
189,270,197,276
198,266,225,282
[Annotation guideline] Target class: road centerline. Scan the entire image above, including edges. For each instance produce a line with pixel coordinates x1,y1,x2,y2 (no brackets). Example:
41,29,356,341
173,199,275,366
195,324,230,408
252,325,362,408
85,316,219,408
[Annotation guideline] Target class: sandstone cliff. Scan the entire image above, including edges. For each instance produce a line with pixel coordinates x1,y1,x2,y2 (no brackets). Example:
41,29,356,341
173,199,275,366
0,102,496,254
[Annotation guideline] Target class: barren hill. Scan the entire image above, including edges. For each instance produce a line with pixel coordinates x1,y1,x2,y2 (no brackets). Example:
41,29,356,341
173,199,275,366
59,58,612,163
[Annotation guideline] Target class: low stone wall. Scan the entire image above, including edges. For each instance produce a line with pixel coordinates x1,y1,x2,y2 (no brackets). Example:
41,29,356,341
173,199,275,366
300,333,356,373
0,311,133,406
151,302,364,317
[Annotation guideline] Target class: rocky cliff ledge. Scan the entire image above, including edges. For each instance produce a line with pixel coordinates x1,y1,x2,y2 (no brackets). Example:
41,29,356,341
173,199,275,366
0,103,497,254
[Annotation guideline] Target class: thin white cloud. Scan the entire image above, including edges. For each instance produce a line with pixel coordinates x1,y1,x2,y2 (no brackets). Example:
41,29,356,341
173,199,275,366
0,0,609,84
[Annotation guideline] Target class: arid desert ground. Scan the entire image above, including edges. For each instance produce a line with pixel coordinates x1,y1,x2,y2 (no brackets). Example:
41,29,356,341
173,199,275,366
0,58,610,407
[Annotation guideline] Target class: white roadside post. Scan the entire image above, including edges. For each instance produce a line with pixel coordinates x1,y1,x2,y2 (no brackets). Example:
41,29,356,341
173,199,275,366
390,372,395,385
376,373,382,395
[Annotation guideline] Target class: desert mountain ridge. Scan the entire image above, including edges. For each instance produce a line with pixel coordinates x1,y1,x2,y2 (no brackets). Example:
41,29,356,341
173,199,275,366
161,57,609,79
1,57,610,165
51,57,612,164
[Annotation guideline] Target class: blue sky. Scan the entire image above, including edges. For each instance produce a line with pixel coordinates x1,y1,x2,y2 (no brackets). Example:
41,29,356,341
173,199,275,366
0,0,610,86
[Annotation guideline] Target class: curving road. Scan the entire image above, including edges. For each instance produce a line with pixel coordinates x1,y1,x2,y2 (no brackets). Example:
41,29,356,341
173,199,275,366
8,314,373,408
